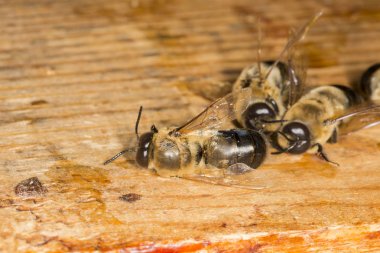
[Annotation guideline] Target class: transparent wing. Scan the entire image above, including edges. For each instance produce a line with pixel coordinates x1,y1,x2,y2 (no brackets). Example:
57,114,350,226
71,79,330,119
180,174,266,190
174,88,252,134
285,40,307,107
265,11,323,108
324,105,380,135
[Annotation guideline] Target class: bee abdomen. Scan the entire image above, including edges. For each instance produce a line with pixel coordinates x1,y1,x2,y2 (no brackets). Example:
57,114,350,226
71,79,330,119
194,142,203,165
360,63,380,100
205,129,266,171
307,85,354,111
243,130,267,169
264,60,289,84
331,84,361,106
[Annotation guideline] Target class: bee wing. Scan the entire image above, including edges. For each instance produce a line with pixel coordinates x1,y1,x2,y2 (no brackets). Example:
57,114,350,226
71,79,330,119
180,174,266,190
324,105,380,135
285,40,308,107
266,11,322,108
175,88,252,134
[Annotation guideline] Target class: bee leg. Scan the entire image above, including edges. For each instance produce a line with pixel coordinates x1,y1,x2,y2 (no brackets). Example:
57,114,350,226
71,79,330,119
271,131,298,155
327,128,338,144
313,143,339,166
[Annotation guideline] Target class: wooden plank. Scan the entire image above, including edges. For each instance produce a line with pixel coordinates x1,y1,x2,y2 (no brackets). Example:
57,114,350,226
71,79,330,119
1,0,380,252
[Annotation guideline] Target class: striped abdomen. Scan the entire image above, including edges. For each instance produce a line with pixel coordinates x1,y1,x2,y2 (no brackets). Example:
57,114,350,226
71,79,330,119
360,63,380,103
149,129,267,177
203,129,267,173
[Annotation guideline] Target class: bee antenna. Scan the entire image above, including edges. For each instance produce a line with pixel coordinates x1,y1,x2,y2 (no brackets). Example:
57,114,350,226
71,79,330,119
270,130,297,155
263,11,322,83
256,16,263,86
103,148,136,165
135,106,143,142
271,141,298,155
277,130,297,142
104,106,143,166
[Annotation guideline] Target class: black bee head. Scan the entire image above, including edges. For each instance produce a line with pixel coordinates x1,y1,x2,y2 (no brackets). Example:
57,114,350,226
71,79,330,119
135,125,157,168
272,121,311,154
243,102,276,131
135,132,153,168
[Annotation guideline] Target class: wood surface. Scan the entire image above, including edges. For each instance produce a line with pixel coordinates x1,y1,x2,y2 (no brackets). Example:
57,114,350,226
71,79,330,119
1,0,380,252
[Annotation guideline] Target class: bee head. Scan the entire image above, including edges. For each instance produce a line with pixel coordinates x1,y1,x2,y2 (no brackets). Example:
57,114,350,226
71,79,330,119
243,102,276,131
104,107,157,166
272,121,311,154
135,125,157,168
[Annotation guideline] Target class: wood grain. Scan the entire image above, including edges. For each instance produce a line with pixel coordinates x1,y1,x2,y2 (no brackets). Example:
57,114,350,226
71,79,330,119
1,0,380,252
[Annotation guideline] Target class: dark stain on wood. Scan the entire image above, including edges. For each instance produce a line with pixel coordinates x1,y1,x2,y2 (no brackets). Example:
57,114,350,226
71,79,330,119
30,99,48,106
119,193,142,203
14,177,47,197
0,198,14,208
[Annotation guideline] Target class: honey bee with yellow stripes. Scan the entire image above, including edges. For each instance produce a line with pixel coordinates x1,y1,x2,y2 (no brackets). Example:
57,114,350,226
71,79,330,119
104,92,267,179
270,83,380,164
232,61,290,131
229,12,322,133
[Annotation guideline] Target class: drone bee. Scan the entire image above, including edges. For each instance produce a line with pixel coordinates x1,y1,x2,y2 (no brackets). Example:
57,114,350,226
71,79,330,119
104,91,267,178
270,84,380,163
360,63,380,104
232,12,322,132
232,61,290,131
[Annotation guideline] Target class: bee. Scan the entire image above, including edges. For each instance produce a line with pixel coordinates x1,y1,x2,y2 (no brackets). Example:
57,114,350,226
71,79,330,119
232,61,290,131
360,63,380,104
270,83,380,164
231,12,322,133
104,92,267,179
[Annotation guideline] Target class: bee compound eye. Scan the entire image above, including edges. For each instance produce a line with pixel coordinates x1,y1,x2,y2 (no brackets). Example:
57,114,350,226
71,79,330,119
136,132,154,168
282,122,311,154
243,102,276,130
